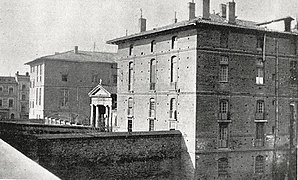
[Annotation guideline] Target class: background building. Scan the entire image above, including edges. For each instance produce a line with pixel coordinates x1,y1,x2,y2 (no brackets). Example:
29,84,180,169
25,46,116,125
0,72,30,120
107,0,298,179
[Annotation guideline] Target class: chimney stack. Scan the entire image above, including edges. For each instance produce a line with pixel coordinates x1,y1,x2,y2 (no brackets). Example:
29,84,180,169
188,1,196,20
139,9,146,32
220,3,227,19
227,0,236,24
74,46,78,54
202,0,210,19
284,17,294,32
174,11,178,23
26,72,29,76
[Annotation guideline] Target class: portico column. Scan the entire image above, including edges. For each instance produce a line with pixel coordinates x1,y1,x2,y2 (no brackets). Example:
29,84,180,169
90,105,94,127
95,105,99,128
109,105,112,132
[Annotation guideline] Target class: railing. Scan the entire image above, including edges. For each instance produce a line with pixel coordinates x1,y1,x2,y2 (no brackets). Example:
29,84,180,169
218,139,228,148
218,112,229,120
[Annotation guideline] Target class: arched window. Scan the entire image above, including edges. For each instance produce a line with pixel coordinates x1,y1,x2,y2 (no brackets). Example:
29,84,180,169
170,98,177,120
150,59,156,90
9,87,13,94
129,44,133,56
10,113,14,119
151,40,156,52
128,62,133,91
171,36,178,49
170,56,178,83
255,155,265,174
218,158,228,177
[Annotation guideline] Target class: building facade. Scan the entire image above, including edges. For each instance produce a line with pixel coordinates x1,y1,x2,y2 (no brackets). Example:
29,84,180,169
25,46,116,125
107,1,298,179
0,72,30,120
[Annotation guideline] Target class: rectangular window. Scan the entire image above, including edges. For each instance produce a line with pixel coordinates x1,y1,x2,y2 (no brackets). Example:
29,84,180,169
218,158,229,177
22,94,26,101
21,105,26,112
219,65,228,82
40,64,42,82
8,99,13,108
256,100,265,120
127,98,133,116
60,89,69,107
36,65,39,82
128,117,132,132
128,62,133,91
256,59,264,85
257,35,264,51
22,84,26,90
219,123,229,148
255,122,265,147
170,56,178,88
219,100,229,120
149,98,155,118
290,61,298,85
149,119,154,131
0,86,2,92
62,74,68,82
36,88,38,105
0,99,2,107
220,31,229,48
39,88,41,105
150,59,156,90
255,155,265,174
8,87,13,94
170,98,177,120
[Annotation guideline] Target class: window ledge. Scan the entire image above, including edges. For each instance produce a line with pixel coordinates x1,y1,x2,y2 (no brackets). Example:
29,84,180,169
168,118,177,121
217,120,232,123
254,120,267,122
147,117,156,120
218,81,228,83
256,83,265,86
217,147,230,151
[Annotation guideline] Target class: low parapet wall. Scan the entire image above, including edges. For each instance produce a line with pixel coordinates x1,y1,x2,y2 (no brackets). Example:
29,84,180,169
0,122,182,179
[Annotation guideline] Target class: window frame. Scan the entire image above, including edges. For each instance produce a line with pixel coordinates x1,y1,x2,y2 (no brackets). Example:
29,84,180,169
219,122,229,148
171,36,178,49
150,59,156,90
62,74,68,82
149,98,155,119
255,122,265,147
8,99,13,108
218,158,229,177
255,155,265,174
219,65,228,82
151,40,156,53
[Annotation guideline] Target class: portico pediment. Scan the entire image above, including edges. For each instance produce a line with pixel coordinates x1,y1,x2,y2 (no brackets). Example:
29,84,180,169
88,84,111,98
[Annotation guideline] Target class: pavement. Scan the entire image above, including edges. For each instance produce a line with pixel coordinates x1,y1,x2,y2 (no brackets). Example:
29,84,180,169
0,139,60,180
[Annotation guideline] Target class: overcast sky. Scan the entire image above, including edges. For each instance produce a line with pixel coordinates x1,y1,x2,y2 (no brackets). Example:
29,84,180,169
0,0,297,76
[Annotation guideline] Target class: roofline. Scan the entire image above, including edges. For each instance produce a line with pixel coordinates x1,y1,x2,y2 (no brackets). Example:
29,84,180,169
107,18,298,44
25,50,117,65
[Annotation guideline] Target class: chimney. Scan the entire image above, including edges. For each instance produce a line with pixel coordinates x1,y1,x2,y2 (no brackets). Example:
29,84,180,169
16,71,19,75
220,3,227,19
227,0,236,24
74,46,78,54
174,11,178,23
202,0,210,20
26,72,29,76
139,9,146,32
188,1,196,20
284,17,293,32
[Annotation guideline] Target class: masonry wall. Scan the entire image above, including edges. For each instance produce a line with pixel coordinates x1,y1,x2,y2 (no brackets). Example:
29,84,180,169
29,60,117,124
116,28,198,179
195,25,298,179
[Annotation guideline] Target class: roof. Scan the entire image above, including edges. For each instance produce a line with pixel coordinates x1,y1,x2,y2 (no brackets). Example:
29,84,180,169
107,14,297,44
25,50,116,65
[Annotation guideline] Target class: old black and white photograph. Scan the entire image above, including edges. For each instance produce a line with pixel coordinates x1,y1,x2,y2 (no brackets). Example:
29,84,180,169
0,0,297,179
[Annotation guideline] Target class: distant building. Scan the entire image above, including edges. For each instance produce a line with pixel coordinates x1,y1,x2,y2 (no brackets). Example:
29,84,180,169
107,1,298,179
0,72,30,120
25,46,116,125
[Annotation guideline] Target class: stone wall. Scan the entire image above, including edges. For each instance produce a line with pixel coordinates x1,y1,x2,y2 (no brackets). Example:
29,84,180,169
0,123,182,180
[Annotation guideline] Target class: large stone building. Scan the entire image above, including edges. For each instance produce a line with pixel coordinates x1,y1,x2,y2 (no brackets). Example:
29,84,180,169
0,72,30,120
25,46,116,125
107,1,297,179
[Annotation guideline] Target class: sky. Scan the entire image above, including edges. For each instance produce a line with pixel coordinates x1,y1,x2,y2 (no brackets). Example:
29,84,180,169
0,0,297,76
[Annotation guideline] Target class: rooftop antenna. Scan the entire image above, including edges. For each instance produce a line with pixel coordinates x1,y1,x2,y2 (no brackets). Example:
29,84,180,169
125,29,128,36
93,42,96,52
140,8,143,18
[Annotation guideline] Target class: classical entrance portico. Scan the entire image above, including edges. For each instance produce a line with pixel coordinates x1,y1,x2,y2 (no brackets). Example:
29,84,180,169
89,84,112,131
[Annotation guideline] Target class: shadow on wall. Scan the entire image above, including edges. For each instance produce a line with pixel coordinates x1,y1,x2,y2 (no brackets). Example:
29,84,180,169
180,137,195,180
